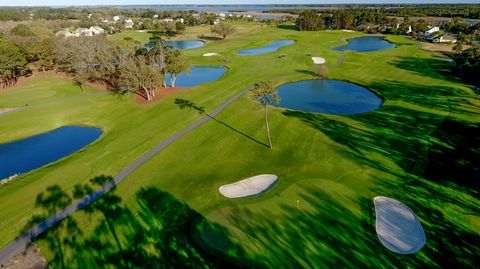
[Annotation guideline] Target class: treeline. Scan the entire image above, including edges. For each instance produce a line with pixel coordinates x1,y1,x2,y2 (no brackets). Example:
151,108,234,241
0,24,191,100
0,7,199,22
269,5,480,19
296,10,480,40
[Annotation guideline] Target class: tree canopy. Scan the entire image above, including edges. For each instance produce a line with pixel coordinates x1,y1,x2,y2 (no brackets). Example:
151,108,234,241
0,39,29,87
296,10,324,31
211,23,235,39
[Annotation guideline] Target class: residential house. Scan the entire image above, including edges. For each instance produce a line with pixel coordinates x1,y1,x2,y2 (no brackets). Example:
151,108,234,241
55,29,73,38
424,26,440,38
433,34,457,43
124,19,134,29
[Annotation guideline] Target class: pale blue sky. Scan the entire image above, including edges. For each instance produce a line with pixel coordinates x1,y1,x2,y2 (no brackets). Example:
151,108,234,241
0,0,479,7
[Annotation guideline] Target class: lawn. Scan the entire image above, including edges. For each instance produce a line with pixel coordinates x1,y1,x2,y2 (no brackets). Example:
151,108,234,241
1,23,479,268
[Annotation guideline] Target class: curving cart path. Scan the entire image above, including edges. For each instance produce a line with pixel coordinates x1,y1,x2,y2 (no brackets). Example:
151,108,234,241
0,87,252,266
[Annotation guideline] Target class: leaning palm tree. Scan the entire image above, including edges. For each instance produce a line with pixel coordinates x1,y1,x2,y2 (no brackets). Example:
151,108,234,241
251,81,280,149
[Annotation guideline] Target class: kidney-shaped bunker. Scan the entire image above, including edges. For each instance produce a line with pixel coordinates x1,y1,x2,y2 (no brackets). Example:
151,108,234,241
219,174,278,198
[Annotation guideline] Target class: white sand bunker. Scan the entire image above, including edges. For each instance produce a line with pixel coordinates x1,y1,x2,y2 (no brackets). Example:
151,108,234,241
311,57,326,65
203,53,218,57
374,196,426,254
342,29,355,32
219,174,278,198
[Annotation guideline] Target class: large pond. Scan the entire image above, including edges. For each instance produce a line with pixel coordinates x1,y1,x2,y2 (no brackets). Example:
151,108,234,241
163,40,205,50
0,126,102,179
165,66,225,87
333,36,395,52
237,40,295,56
271,80,383,115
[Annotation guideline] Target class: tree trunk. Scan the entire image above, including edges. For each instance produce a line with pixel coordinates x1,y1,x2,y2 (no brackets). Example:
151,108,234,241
161,71,167,88
143,87,151,101
42,67,46,76
265,104,272,148
171,74,176,88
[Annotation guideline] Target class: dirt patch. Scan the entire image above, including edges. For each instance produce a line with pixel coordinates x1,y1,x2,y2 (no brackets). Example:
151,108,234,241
135,87,186,104
2,247,47,269
0,108,16,113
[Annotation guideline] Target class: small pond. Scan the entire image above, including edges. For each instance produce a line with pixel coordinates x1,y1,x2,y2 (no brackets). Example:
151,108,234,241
237,40,295,56
165,66,225,87
163,40,205,50
0,126,102,179
271,79,383,115
333,36,395,52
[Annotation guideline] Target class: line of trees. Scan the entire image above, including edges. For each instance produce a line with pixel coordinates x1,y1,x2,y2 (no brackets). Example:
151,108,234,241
295,9,480,41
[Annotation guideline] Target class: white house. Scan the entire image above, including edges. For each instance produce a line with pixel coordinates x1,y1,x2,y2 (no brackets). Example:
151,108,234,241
218,13,226,18
176,18,185,23
153,14,159,19
124,19,134,29
89,26,105,35
425,26,440,37
407,25,412,34
55,29,73,38
113,15,121,22
73,28,91,37
162,18,174,22
433,34,457,43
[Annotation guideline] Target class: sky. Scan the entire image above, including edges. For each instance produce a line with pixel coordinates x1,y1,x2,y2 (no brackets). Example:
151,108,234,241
0,0,479,7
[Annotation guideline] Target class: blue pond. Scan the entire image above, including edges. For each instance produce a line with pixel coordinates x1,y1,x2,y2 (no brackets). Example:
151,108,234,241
272,80,383,115
237,40,295,56
163,40,205,50
333,36,395,52
0,126,102,179
165,66,225,87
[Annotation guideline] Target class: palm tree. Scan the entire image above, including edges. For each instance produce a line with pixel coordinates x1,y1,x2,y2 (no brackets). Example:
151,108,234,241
251,81,279,148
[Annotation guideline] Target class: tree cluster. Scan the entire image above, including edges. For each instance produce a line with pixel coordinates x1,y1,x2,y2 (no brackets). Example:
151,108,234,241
55,35,190,100
0,38,29,87
211,23,235,39
296,10,324,31
454,44,480,85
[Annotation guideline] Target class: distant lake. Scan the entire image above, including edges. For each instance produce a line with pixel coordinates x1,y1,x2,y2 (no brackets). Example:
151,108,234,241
0,126,102,180
333,36,396,52
271,80,383,115
237,40,295,56
166,66,225,87
163,40,205,50
123,5,310,12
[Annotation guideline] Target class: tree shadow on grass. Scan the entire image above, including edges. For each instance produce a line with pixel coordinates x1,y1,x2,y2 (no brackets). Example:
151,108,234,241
282,79,480,193
174,98,269,148
210,182,480,268
28,176,253,268
389,56,467,85
197,34,223,41
277,24,298,31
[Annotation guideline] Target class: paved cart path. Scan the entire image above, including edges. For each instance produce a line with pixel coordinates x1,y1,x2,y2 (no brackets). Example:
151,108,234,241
0,87,252,266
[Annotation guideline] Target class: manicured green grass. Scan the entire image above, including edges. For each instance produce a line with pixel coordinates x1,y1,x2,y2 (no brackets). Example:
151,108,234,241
1,23,479,268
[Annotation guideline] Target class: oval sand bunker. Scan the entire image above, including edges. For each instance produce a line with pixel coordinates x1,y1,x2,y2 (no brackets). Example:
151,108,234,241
311,57,326,64
219,174,278,198
374,196,426,254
